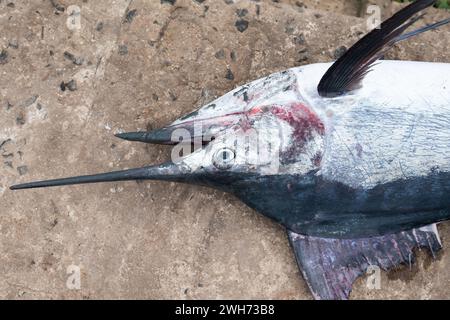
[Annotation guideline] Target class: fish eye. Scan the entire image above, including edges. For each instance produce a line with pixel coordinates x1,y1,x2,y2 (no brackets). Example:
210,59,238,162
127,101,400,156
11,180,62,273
213,147,235,170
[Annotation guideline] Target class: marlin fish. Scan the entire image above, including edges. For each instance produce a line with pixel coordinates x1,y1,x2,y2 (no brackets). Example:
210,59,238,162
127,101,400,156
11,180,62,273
11,0,450,299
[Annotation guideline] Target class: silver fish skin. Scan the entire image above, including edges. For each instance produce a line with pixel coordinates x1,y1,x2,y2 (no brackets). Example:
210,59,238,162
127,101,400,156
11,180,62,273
298,60,450,190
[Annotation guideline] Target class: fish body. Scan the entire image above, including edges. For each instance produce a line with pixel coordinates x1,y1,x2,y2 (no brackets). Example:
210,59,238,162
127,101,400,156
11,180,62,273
173,60,450,238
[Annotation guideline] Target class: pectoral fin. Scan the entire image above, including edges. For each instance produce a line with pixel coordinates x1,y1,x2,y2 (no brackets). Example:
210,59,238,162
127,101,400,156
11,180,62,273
287,224,442,300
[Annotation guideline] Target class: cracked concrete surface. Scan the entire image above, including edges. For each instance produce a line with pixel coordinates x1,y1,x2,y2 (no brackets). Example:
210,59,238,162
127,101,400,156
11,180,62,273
1,0,449,299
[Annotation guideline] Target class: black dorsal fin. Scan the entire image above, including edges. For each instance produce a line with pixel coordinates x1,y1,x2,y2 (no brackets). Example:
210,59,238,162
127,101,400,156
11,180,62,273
317,0,449,98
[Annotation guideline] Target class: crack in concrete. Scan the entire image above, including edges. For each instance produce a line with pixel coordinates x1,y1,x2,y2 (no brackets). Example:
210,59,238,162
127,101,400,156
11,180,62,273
154,6,187,50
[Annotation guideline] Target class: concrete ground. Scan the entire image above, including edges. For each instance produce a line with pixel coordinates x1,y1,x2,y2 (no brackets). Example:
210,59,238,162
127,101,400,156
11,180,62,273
1,0,449,299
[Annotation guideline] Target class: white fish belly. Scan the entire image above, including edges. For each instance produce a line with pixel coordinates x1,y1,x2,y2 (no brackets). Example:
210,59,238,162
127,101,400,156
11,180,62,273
297,61,450,189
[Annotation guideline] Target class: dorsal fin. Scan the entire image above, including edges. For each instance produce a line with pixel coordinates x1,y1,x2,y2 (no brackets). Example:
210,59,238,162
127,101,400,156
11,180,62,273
317,0,449,98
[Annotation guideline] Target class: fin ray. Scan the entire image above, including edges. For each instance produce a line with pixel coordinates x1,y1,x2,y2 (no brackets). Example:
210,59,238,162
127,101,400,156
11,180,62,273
288,224,442,300
317,0,446,98
397,17,450,42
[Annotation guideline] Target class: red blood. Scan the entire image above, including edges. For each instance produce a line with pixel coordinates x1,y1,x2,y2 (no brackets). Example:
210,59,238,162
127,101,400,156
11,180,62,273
172,102,324,166
248,106,263,115
271,102,324,139
270,102,325,164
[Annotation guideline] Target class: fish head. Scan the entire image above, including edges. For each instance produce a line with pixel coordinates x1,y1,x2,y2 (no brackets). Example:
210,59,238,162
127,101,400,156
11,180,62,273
116,72,326,188
10,70,325,190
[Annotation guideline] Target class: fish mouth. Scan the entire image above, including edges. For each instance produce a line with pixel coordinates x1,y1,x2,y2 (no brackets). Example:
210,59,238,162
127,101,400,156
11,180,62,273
9,118,227,190
9,162,192,190
115,128,177,145
10,105,245,191
115,110,245,145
